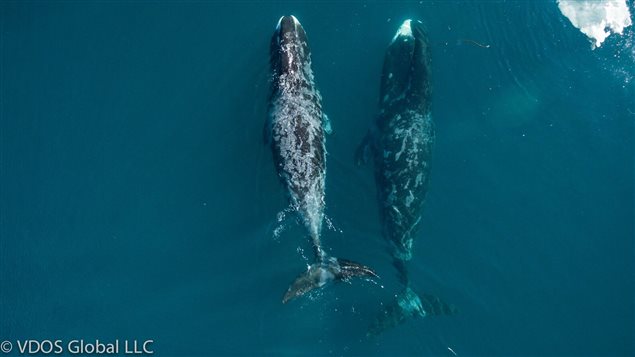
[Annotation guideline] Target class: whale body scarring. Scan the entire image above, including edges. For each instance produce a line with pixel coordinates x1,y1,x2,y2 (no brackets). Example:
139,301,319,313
266,15,377,304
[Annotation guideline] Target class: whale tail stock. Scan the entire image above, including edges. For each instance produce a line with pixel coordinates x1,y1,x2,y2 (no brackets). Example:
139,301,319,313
282,256,378,304
367,286,457,336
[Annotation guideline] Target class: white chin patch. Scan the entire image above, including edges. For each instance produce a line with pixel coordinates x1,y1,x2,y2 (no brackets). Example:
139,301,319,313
392,19,413,43
276,16,284,30
276,15,301,31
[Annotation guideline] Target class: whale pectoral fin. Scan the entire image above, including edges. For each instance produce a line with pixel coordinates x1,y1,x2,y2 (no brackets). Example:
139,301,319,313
322,113,333,135
367,287,457,336
354,132,372,166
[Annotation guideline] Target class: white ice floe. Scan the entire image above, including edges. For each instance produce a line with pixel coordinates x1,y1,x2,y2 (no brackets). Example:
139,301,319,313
557,0,633,48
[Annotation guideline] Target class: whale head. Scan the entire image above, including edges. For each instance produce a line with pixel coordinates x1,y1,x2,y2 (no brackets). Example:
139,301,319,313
271,15,311,76
380,19,431,110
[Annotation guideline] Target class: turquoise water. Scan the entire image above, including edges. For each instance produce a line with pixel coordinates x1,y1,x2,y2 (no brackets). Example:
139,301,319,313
1,1,633,356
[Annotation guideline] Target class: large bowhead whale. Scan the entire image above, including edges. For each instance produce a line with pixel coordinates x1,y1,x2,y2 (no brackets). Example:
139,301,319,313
356,19,455,334
267,15,377,304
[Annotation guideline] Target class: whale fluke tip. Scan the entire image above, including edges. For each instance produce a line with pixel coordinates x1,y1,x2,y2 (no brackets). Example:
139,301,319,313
367,287,456,336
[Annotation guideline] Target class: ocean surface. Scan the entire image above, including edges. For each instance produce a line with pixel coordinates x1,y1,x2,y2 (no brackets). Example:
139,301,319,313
1,1,633,356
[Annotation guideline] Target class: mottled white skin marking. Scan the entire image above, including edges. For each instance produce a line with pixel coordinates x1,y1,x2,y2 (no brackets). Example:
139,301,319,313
268,16,327,260
376,111,433,261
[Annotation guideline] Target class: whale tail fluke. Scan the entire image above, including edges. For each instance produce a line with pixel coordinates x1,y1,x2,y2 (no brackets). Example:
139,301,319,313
282,256,378,304
367,287,457,336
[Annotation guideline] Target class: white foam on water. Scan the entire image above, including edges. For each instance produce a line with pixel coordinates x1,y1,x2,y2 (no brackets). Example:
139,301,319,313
557,0,633,48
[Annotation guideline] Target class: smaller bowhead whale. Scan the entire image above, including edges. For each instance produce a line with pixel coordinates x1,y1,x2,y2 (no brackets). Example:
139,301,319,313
356,19,455,334
266,15,377,304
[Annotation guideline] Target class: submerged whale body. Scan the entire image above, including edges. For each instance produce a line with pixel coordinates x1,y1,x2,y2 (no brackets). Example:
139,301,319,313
356,19,456,334
266,15,377,304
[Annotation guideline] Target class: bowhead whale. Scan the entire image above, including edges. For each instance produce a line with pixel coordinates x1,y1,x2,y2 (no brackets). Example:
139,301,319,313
356,19,455,334
266,15,377,304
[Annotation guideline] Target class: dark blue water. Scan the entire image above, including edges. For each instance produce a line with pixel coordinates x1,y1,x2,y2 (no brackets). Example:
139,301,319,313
1,1,633,356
